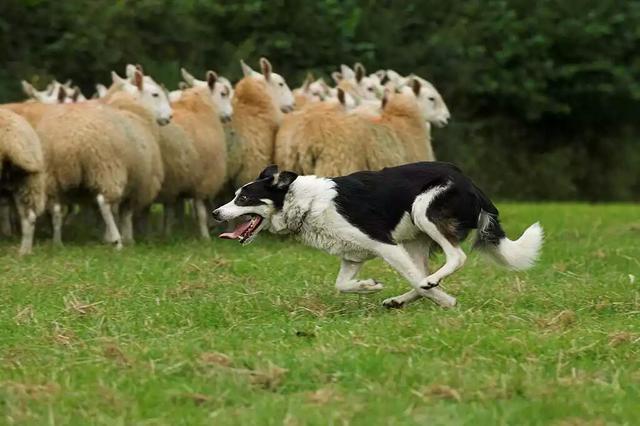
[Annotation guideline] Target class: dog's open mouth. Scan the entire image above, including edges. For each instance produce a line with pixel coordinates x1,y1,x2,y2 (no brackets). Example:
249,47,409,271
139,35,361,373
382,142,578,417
219,214,265,245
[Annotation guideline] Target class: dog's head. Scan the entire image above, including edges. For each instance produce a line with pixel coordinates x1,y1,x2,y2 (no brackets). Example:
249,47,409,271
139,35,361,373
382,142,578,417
214,165,298,245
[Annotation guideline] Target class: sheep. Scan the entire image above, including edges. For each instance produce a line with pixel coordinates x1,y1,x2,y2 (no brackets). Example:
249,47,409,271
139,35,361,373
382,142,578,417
0,108,46,255
156,71,228,238
292,73,332,109
228,57,294,187
22,80,86,104
274,78,448,177
33,69,169,249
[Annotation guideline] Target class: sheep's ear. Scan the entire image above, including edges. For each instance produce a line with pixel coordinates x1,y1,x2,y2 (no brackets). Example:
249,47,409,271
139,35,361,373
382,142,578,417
337,88,346,106
111,71,126,86
319,78,330,93
275,171,298,189
331,71,342,84
71,86,82,102
125,64,137,79
178,81,189,90
381,89,390,109
46,82,56,96
181,68,195,87
240,60,254,77
375,69,386,80
57,86,67,103
340,64,355,80
21,81,35,97
259,57,272,81
62,79,72,89
206,70,218,91
355,63,365,83
95,84,107,98
302,72,314,91
135,64,144,73
258,164,278,180
411,78,421,96
133,70,144,91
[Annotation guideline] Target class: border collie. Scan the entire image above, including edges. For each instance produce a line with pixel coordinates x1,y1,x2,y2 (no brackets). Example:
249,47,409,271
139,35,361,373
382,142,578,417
213,162,543,308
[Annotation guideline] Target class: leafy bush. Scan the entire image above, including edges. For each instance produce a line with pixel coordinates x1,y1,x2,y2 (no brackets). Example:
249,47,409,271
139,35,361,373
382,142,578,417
0,0,638,200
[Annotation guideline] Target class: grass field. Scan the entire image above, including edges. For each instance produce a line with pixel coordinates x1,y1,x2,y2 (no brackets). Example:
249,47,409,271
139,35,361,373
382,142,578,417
1,203,639,425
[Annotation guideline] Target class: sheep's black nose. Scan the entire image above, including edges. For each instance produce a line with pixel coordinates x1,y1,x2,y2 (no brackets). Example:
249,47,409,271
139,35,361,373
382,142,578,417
212,209,222,221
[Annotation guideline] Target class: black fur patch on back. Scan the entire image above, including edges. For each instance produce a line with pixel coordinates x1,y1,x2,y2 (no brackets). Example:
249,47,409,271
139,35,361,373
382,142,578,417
332,162,465,244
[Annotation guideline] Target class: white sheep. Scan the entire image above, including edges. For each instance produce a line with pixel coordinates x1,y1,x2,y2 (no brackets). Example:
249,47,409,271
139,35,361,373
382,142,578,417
156,71,228,238
228,57,294,187
0,109,46,255
34,69,169,249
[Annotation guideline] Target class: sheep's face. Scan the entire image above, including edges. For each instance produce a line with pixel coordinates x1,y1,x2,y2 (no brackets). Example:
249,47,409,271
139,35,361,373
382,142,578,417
127,72,173,125
212,81,233,123
243,58,294,113
407,78,450,127
264,72,294,113
358,75,384,101
307,80,329,101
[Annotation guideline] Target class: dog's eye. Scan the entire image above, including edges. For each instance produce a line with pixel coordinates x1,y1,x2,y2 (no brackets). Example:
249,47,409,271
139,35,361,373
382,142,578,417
238,195,248,203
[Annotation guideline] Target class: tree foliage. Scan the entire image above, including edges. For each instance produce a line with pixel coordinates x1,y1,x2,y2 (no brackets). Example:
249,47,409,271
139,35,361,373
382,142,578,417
1,0,638,200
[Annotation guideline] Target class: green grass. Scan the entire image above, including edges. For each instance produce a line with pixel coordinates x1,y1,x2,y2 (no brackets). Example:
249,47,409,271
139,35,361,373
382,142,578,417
1,203,639,425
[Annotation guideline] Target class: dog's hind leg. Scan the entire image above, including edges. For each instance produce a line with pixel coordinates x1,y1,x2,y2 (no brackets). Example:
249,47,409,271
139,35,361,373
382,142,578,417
335,259,384,294
411,190,467,290
382,239,432,308
374,243,456,308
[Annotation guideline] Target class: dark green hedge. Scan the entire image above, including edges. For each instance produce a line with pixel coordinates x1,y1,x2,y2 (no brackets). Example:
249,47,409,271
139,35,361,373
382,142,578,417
1,0,638,200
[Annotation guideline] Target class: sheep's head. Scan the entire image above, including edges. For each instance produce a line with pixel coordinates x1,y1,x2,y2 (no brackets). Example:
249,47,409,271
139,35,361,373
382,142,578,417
406,77,450,127
117,67,173,125
354,63,384,101
22,80,71,104
204,71,233,122
241,58,295,113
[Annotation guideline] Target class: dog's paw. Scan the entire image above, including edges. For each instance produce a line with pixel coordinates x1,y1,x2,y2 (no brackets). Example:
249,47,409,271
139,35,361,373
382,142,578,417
339,279,384,294
382,296,405,309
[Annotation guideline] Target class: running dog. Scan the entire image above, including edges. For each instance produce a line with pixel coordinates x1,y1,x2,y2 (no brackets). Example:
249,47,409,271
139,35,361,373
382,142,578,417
213,162,543,308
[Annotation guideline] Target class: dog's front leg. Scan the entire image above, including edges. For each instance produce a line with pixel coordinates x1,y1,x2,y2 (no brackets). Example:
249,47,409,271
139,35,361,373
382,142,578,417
335,259,384,294
373,244,456,309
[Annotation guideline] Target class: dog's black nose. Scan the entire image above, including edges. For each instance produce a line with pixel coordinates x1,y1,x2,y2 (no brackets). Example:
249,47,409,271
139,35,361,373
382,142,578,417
212,209,222,221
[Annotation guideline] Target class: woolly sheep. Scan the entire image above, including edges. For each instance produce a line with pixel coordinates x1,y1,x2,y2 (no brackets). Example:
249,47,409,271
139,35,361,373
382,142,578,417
274,79,443,177
0,109,46,255
34,69,169,249
156,71,227,238
228,57,294,187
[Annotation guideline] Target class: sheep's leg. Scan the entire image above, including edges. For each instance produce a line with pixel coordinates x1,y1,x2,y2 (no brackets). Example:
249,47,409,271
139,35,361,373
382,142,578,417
96,194,122,250
13,199,36,256
120,207,134,245
0,203,12,237
175,199,186,225
163,202,175,236
194,199,210,240
334,259,383,293
51,203,64,247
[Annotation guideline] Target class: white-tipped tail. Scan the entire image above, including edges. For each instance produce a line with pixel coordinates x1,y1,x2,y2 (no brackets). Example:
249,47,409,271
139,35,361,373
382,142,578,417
491,222,544,270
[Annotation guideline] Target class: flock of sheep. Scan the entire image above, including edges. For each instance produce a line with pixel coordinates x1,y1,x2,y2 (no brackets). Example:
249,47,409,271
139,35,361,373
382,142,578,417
0,58,450,255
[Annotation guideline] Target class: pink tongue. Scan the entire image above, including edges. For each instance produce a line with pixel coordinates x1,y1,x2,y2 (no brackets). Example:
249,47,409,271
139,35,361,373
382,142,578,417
219,220,253,240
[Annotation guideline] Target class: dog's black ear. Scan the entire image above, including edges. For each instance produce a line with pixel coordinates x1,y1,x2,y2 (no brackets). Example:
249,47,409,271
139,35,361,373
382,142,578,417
259,165,278,180
275,171,298,189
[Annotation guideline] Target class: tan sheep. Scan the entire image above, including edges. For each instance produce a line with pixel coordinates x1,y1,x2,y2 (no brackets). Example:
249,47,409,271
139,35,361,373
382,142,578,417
229,58,294,187
274,79,442,177
157,72,227,239
0,109,46,255
33,70,169,249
